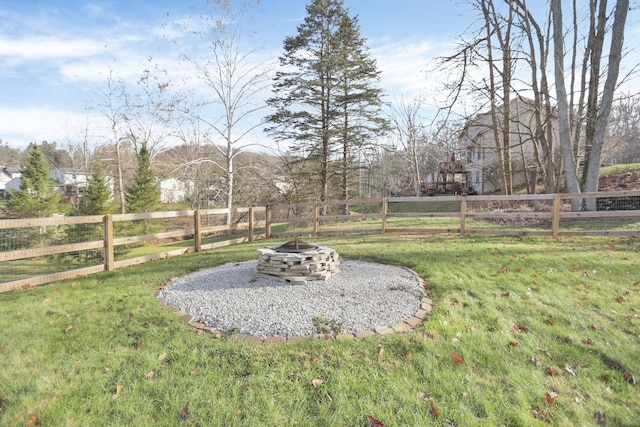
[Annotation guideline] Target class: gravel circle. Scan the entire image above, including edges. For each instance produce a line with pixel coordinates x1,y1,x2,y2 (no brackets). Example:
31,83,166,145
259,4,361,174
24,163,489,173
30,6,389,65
158,259,424,338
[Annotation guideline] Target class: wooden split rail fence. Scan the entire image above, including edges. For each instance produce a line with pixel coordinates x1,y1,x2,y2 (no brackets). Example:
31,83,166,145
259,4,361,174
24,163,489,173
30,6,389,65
1,191,639,293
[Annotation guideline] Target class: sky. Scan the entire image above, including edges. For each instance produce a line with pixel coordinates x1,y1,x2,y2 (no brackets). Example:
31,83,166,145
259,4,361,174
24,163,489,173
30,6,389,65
1,0,639,152
0,0,478,151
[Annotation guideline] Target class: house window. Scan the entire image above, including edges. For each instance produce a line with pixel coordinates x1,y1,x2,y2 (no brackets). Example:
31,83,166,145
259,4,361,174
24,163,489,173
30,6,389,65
475,171,480,183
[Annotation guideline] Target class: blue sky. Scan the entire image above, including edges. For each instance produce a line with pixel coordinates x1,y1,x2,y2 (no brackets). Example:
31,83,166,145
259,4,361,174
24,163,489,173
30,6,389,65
1,1,639,151
0,0,475,150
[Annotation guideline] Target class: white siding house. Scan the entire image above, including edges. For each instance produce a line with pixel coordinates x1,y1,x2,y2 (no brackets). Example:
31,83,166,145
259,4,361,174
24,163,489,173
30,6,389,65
459,97,559,194
159,178,194,204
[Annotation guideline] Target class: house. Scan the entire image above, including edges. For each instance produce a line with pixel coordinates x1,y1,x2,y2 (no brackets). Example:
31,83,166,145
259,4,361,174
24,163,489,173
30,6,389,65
0,169,11,199
51,168,89,199
0,167,22,199
159,178,194,204
2,168,90,200
458,97,559,194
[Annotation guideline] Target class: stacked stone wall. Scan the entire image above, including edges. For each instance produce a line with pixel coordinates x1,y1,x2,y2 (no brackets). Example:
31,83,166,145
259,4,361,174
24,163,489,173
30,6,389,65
256,246,340,282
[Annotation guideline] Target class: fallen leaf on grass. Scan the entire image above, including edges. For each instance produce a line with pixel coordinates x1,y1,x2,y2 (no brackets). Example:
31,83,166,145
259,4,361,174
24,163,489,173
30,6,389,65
158,352,167,361
429,399,440,419
532,407,551,422
586,338,594,346
546,367,556,376
0,396,6,412
367,415,385,426
539,349,553,359
546,317,554,325
556,336,571,343
509,341,519,347
27,415,41,425
112,384,123,399
623,371,636,384
587,324,597,330
312,378,325,387
544,391,557,405
64,325,73,334
564,364,577,376
144,371,155,378
616,296,626,303
451,353,464,364
594,411,605,424
513,324,530,333
180,403,190,421
531,356,542,366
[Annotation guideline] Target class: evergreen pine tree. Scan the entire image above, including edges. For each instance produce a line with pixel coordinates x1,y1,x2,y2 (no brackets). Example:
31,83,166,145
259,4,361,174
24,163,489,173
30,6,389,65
125,142,160,213
7,144,61,218
266,0,386,205
78,160,115,215
334,13,388,205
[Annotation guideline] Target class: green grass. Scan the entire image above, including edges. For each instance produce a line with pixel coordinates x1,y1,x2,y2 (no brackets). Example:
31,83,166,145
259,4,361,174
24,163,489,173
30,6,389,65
600,163,640,176
1,233,638,426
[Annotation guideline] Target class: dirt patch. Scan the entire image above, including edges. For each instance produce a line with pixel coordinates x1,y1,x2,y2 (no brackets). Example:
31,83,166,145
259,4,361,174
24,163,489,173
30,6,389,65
599,170,640,191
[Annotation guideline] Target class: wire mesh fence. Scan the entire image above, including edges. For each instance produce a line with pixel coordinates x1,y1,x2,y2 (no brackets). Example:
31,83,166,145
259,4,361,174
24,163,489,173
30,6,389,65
1,192,639,292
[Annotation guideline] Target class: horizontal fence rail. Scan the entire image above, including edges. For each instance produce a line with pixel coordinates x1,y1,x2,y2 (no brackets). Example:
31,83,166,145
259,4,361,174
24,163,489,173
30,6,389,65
1,191,639,292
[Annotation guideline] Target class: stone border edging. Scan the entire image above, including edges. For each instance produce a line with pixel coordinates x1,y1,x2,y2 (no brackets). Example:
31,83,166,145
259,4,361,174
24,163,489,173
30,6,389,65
155,267,433,343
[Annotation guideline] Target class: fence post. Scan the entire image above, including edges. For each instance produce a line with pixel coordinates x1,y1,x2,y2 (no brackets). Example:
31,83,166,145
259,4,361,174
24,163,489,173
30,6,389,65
248,207,255,242
460,196,467,236
381,197,388,234
314,203,320,235
552,194,561,239
194,209,202,252
265,205,271,238
103,215,114,272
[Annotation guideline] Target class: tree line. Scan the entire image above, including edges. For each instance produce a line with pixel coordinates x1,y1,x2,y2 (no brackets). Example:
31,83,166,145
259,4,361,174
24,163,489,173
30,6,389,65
2,0,638,219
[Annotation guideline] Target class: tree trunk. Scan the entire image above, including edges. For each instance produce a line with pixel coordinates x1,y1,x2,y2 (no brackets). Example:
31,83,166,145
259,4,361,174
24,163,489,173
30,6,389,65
551,0,581,210
583,0,629,210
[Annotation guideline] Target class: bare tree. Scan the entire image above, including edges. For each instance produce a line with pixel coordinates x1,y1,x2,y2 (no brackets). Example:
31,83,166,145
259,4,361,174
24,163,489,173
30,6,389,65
605,92,640,164
93,70,129,213
123,62,183,160
179,0,270,223
389,96,424,196
438,0,631,204
552,0,630,209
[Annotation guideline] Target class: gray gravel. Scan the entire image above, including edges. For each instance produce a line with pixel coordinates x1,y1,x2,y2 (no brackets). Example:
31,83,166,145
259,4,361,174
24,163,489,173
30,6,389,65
158,259,424,338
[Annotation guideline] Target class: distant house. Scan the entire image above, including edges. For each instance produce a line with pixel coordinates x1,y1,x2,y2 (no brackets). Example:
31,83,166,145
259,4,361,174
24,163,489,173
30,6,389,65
459,97,559,194
159,178,194,204
51,168,89,199
0,169,12,199
1,167,22,198
2,168,90,200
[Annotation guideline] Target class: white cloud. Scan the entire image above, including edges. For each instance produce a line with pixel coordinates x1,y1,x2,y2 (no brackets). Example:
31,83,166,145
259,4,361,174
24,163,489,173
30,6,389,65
0,36,107,62
371,37,458,107
0,107,97,148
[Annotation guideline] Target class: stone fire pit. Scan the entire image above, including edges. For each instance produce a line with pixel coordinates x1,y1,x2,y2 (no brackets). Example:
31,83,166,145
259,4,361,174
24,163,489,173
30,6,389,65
256,239,340,283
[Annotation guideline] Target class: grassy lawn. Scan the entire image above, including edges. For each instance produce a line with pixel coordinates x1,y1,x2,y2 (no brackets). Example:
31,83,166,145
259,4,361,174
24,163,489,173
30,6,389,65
1,234,638,426
600,163,640,176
